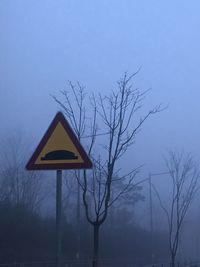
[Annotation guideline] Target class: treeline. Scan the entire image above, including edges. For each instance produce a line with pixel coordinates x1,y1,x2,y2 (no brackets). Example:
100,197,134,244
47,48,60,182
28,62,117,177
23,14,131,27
0,198,168,264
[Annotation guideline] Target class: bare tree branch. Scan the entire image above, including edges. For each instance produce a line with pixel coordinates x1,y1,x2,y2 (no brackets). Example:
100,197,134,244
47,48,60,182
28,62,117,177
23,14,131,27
153,151,199,267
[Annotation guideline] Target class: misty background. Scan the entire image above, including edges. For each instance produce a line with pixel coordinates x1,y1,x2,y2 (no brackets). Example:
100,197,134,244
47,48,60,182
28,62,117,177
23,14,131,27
1,0,200,265
1,1,200,167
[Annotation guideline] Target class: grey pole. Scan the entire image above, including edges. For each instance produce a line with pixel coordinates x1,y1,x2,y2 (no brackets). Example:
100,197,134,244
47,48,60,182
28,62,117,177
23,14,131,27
149,173,154,263
149,173,153,235
56,169,62,267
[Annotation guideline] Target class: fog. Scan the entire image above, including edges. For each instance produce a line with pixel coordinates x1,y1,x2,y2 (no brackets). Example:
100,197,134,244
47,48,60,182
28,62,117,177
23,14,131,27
1,1,200,266
1,1,200,168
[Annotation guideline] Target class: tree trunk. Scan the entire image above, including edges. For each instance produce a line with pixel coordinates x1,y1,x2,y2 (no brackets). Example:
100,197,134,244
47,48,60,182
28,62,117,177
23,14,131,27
171,252,176,267
92,224,100,267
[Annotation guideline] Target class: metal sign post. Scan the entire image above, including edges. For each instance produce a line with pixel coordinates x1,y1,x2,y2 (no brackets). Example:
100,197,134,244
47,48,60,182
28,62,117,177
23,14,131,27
56,170,62,267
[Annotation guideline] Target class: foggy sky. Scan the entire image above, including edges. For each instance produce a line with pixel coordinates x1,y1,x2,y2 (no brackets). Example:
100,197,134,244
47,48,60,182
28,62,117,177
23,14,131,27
1,0,200,176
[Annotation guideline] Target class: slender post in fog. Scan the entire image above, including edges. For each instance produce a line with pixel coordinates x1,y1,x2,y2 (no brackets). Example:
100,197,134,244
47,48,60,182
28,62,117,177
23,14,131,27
149,173,153,235
149,173,154,263
148,171,171,263
56,169,62,267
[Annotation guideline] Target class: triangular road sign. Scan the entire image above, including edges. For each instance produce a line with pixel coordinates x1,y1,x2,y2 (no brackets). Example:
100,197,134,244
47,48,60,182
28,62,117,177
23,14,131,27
26,112,93,170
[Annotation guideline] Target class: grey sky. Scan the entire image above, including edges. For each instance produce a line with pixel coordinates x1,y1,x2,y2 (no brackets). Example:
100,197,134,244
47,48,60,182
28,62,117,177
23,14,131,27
1,0,200,174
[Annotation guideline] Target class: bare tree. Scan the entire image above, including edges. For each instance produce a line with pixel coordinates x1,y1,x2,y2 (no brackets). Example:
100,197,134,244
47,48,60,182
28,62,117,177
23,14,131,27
152,152,199,267
0,133,45,212
53,72,162,267
82,73,162,267
107,178,144,227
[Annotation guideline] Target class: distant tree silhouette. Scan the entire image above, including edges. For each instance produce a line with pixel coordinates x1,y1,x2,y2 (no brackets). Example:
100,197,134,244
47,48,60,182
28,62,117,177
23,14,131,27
153,152,199,267
0,133,45,212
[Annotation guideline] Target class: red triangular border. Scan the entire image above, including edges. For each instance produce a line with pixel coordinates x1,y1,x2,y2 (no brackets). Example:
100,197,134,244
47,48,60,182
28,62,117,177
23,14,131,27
26,112,93,170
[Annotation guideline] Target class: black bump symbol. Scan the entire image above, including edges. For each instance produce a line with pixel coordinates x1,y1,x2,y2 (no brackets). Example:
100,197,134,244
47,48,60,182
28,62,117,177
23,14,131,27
41,150,78,161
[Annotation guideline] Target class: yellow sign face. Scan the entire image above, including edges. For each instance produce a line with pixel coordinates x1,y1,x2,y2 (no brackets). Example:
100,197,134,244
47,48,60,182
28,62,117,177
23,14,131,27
26,112,92,170
35,122,84,165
